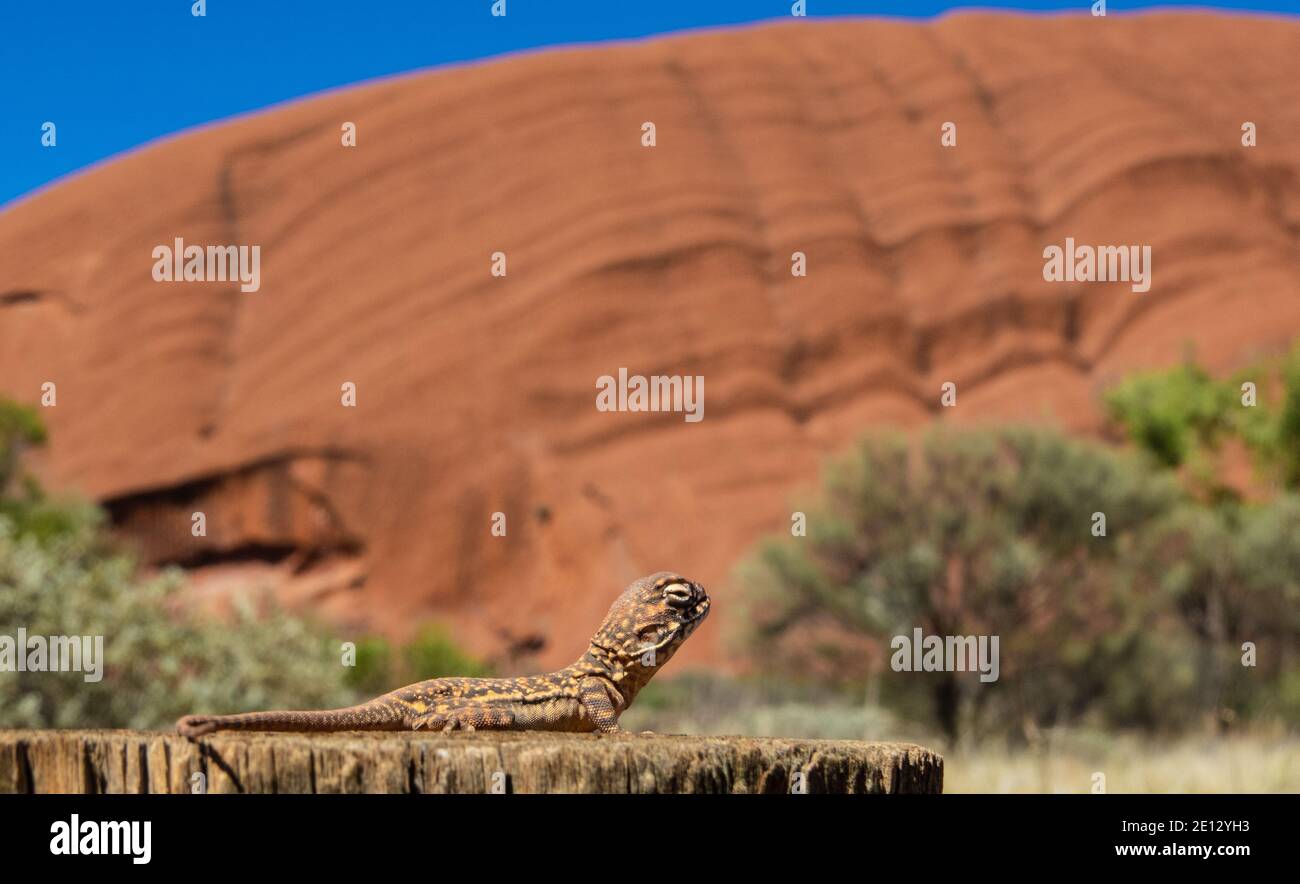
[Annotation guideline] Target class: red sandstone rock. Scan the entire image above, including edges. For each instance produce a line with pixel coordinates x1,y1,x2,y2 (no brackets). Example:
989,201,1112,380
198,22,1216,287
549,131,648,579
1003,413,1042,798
2,13,1299,668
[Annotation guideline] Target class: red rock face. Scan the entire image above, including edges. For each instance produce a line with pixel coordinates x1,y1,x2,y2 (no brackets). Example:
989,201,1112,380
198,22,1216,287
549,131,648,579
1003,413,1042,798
2,13,1299,669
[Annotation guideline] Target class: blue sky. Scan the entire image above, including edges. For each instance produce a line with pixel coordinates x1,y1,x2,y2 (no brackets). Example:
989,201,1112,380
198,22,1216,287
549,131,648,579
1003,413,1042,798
2,1,1297,208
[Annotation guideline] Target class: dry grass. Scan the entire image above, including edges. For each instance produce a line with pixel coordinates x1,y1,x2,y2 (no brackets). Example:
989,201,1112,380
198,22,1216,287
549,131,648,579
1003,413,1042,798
945,733,1300,793
625,676,1300,793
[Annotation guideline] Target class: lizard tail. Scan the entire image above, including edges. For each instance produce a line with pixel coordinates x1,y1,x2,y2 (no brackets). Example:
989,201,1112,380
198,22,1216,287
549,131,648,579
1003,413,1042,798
176,701,405,737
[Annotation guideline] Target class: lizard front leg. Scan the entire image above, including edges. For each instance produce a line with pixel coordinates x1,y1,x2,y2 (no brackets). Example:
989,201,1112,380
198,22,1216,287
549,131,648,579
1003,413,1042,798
579,677,624,734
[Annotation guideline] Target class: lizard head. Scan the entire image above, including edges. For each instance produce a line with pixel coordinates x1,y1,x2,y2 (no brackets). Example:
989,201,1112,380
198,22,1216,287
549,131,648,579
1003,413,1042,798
597,571,710,674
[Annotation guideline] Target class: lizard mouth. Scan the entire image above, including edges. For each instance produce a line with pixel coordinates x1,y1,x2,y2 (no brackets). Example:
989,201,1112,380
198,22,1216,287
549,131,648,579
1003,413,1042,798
684,596,710,623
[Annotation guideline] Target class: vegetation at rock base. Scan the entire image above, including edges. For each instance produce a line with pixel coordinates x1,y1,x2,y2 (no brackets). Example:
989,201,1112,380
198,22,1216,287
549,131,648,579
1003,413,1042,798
0,401,488,729
734,347,1300,743
1104,343,1300,493
344,626,494,697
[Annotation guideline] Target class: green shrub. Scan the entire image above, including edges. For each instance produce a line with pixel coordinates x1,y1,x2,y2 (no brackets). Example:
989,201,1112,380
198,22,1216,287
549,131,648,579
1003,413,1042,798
343,635,396,695
0,400,83,543
0,509,357,728
735,422,1300,740
0,397,496,728
1103,357,1236,470
1098,348,1300,728
0,400,46,481
1105,342,1300,492
403,624,494,680
734,426,1193,741
1131,494,1300,726
1235,344,1300,489
343,628,493,697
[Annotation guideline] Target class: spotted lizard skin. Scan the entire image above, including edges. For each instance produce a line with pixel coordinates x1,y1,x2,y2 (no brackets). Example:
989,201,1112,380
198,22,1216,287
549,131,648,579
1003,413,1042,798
176,572,709,737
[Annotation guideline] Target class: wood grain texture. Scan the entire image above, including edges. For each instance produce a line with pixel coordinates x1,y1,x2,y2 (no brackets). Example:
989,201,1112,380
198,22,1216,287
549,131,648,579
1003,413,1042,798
0,730,942,794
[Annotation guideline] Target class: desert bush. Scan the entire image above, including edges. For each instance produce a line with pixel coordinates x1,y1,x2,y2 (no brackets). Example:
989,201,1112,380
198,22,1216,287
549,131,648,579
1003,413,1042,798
0,398,359,728
1239,344,1300,489
1131,494,1300,726
1104,357,1236,471
735,421,1300,741
343,635,397,696
1105,343,1300,492
733,423,1190,743
0,508,358,728
403,624,494,680
0,400,45,487
1103,348,1300,725
0,399,85,543
344,626,494,696
734,426,1191,742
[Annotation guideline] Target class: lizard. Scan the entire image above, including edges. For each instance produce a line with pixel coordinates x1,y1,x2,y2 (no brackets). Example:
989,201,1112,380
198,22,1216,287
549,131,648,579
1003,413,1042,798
175,571,709,737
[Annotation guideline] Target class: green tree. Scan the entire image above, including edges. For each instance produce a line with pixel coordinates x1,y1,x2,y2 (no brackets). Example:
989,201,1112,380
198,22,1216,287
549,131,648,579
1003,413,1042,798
1102,345,1300,729
1130,493,1300,728
735,426,1186,742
